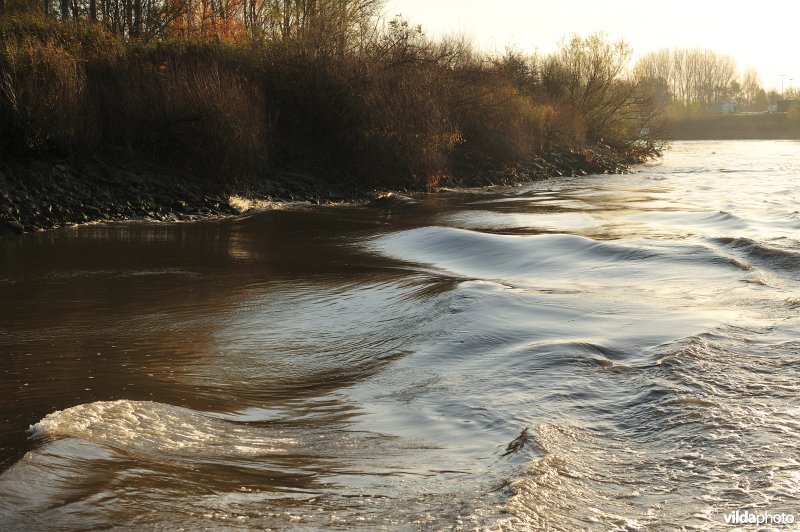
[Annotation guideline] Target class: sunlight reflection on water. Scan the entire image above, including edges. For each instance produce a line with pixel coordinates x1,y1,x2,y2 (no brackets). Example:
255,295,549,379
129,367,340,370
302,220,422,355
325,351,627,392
1,140,799,529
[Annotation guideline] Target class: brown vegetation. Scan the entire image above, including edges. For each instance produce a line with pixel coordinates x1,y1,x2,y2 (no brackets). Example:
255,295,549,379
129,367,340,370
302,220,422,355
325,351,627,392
0,6,662,190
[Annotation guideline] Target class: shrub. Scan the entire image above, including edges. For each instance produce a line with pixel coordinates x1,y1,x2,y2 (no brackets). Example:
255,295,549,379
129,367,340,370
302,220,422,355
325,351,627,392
85,49,269,176
0,14,661,187
0,34,85,154
450,74,552,171
0,15,269,177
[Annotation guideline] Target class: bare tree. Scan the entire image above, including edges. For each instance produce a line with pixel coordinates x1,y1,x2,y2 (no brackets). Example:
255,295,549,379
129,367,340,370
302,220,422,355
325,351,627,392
635,48,738,106
739,67,765,110
546,32,655,147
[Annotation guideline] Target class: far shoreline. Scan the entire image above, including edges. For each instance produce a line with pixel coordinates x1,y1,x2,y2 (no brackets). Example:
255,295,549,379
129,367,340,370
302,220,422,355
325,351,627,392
667,113,800,140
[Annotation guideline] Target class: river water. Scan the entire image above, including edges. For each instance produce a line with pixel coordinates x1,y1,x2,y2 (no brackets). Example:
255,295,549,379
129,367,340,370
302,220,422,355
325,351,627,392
1,140,799,530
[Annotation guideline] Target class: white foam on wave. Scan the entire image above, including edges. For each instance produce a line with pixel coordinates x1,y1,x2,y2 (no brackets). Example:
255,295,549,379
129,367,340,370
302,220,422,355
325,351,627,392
29,400,295,458
228,195,282,213
497,423,678,531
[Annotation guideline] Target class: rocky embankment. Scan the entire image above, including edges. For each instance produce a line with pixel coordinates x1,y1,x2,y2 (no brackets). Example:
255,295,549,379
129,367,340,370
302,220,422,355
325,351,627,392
0,146,635,236
466,145,635,187
0,158,351,236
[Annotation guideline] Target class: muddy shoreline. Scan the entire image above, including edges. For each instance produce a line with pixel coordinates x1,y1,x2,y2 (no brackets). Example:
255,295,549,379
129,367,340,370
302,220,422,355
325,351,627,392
0,146,636,236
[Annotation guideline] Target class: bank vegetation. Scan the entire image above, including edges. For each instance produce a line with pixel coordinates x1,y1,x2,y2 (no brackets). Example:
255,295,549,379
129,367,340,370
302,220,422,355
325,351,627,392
0,1,663,195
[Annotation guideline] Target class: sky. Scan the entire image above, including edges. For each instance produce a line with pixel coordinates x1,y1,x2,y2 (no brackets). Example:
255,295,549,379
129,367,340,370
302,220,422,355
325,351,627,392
383,0,800,92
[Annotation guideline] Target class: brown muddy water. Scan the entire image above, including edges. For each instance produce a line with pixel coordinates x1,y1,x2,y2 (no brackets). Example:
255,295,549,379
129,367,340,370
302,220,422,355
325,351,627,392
1,140,799,530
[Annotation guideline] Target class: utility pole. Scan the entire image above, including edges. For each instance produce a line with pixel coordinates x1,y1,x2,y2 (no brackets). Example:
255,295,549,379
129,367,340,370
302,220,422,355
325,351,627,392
779,74,786,98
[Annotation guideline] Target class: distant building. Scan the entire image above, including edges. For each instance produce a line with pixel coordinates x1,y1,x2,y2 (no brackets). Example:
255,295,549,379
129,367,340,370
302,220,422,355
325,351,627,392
708,102,737,114
776,100,799,113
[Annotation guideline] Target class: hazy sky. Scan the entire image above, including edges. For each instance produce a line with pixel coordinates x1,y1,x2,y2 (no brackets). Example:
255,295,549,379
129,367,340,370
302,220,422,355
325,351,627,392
384,0,799,92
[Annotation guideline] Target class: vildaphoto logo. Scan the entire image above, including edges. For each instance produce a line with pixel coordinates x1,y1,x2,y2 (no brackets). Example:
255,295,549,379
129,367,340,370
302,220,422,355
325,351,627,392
723,510,795,526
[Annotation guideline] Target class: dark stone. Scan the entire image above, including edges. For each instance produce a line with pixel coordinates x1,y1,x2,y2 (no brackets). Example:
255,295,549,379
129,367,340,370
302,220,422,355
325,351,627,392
6,220,24,234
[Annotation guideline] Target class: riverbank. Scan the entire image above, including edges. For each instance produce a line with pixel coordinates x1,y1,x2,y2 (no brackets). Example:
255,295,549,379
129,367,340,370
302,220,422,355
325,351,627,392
0,145,635,235
0,15,660,236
